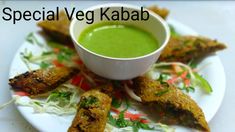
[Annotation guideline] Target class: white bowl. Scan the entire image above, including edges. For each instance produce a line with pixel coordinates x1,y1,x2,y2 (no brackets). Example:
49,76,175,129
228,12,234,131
70,3,170,80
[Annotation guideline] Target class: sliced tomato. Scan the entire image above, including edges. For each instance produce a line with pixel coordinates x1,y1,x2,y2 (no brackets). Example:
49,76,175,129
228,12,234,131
167,76,178,84
80,81,91,91
180,71,188,79
52,60,64,67
184,78,191,87
14,91,29,96
113,90,123,99
111,107,120,114
71,74,83,86
74,59,83,65
124,111,146,120
53,48,60,54
140,119,150,124
71,74,91,91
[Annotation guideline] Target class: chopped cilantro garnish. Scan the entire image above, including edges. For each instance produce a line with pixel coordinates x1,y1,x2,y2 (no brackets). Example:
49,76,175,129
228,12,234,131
47,91,72,107
132,120,154,132
111,97,122,108
47,91,72,102
188,59,198,69
108,109,153,132
80,96,98,108
41,51,53,56
179,86,195,93
39,61,51,69
157,74,168,84
155,89,169,96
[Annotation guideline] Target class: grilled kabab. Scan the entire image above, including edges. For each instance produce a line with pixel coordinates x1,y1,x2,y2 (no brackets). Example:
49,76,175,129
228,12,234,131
68,87,112,132
133,77,210,131
9,67,78,96
159,36,226,63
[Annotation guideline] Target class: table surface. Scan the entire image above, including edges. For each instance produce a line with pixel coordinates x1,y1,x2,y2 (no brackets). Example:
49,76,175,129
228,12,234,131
0,1,234,132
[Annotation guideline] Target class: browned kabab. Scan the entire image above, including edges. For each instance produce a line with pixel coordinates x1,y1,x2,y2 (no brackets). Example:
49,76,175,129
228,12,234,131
68,86,112,132
9,67,79,96
133,77,210,131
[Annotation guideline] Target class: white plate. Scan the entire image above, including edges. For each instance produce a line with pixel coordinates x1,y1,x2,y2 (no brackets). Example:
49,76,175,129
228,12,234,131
9,19,226,132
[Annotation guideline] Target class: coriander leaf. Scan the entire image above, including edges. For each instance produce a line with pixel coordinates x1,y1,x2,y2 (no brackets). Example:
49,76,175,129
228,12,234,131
111,97,122,108
108,113,117,126
188,59,198,69
124,97,131,109
57,52,71,62
41,51,53,56
39,61,50,69
155,89,169,96
47,91,71,102
80,96,98,108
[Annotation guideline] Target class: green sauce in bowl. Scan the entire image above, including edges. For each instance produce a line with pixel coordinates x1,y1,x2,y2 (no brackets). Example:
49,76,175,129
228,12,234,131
78,23,159,58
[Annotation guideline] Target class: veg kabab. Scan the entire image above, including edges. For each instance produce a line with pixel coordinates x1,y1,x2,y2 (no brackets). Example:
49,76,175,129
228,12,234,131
37,11,71,44
159,36,226,63
68,89,112,132
9,67,78,96
133,76,210,131
147,5,169,19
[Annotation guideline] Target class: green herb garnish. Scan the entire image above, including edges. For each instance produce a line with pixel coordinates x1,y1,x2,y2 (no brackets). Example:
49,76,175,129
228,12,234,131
39,61,51,69
155,89,169,96
179,86,195,93
108,109,153,132
80,96,98,108
41,51,53,56
188,59,198,69
47,91,72,106
47,91,72,102
111,97,122,108
157,74,168,84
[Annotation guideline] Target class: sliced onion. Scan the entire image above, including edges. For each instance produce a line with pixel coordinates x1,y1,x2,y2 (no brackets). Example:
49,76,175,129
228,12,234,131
124,84,142,102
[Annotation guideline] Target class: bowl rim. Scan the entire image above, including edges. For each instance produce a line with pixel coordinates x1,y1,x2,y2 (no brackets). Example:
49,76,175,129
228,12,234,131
70,3,170,61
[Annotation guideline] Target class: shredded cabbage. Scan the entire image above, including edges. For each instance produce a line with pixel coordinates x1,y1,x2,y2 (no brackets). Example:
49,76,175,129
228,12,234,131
105,123,175,132
13,83,80,115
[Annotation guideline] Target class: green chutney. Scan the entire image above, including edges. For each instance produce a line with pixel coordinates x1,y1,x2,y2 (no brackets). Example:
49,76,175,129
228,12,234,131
78,23,159,58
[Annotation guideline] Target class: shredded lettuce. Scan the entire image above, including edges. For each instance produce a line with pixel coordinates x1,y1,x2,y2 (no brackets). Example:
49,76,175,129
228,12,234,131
14,84,80,115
